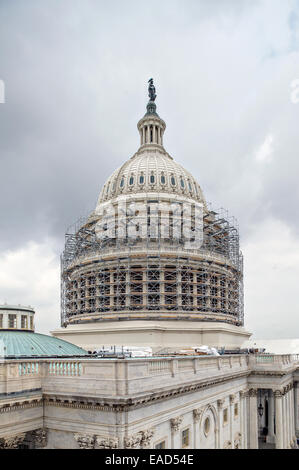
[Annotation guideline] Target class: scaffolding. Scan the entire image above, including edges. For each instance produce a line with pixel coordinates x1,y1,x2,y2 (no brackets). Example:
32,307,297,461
61,202,244,327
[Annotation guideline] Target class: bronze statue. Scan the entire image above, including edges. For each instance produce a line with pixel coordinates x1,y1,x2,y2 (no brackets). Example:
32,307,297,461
148,78,156,102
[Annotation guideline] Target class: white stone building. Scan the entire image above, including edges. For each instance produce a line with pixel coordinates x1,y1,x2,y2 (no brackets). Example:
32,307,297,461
0,82,298,449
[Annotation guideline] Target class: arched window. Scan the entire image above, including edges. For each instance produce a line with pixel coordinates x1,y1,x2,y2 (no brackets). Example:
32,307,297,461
180,178,185,188
139,174,144,184
161,174,166,184
150,174,155,184
120,177,124,188
188,181,192,192
129,176,134,186
171,176,176,186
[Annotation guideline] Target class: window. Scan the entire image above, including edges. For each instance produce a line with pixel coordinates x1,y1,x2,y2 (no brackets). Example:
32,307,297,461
180,178,185,188
161,174,166,184
8,314,17,328
21,315,27,329
30,317,34,330
204,417,210,436
150,174,155,184
188,181,192,191
223,408,228,425
120,177,124,188
155,441,165,449
139,175,144,184
181,429,189,448
171,176,176,186
129,176,134,186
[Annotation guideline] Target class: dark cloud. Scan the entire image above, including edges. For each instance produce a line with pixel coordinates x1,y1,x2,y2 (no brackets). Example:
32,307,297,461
0,0,299,337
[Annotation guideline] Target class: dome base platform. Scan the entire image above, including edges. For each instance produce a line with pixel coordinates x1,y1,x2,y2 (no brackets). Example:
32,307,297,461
51,320,251,352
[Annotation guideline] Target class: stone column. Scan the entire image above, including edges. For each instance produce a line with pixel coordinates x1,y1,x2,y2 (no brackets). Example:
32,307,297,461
248,388,258,449
170,416,183,449
287,388,291,448
153,126,158,143
240,390,248,449
193,408,203,449
283,386,290,449
229,394,235,446
217,399,225,449
274,390,284,449
291,384,297,446
294,382,299,437
267,390,275,444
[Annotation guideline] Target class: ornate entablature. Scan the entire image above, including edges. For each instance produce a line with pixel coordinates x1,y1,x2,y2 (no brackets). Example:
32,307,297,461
60,80,244,328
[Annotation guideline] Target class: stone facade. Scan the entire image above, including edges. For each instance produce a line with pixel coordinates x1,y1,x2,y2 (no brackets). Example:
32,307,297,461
0,353,298,449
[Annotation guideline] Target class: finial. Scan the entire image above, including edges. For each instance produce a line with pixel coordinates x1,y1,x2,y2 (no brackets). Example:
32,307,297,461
148,78,157,102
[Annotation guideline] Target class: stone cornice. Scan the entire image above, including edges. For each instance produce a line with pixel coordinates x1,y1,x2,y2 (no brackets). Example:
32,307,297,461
0,397,43,414
42,370,249,412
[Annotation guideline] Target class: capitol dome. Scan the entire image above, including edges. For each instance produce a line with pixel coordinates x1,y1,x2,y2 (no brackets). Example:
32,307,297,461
97,148,206,206
56,80,245,350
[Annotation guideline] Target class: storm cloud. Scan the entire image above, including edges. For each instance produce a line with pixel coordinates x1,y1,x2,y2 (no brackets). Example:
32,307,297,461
0,0,299,338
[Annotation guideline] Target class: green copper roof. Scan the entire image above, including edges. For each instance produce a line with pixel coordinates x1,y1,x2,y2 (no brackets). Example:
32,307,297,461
0,330,89,358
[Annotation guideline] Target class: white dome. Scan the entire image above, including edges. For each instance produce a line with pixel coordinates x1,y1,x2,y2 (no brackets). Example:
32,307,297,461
97,148,206,206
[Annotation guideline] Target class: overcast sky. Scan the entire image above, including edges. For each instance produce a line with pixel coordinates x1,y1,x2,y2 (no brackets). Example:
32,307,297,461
0,0,299,339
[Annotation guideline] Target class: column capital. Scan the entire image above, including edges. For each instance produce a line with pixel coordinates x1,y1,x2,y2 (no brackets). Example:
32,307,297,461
240,390,249,398
217,398,225,409
274,389,283,398
229,393,236,404
74,433,95,449
249,388,258,397
0,433,26,449
193,408,203,423
170,416,183,432
30,428,48,448
95,436,119,449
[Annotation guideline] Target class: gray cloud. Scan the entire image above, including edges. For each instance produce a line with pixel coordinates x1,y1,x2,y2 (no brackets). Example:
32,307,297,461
0,0,299,338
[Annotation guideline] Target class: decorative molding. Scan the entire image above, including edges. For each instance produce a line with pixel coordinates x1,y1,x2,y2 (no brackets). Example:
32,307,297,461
140,428,155,448
0,433,26,449
29,428,48,448
170,416,183,432
217,399,225,409
95,436,119,449
239,390,248,398
229,394,236,404
223,440,232,449
124,432,142,449
234,432,242,449
74,433,95,449
0,398,43,414
274,389,283,398
43,370,250,412
248,388,257,397
193,408,203,423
